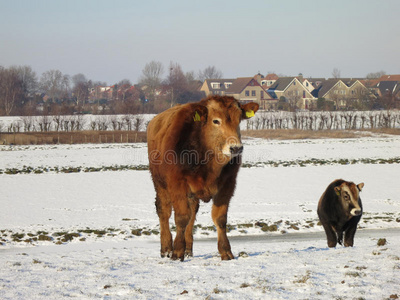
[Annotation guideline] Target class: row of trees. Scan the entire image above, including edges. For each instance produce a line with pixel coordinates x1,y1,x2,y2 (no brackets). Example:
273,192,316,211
246,110,400,131
0,63,396,116
1,114,146,133
2,110,399,134
0,63,223,116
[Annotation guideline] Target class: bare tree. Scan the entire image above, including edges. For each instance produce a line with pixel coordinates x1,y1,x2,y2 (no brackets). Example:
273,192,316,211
139,61,164,98
72,74,89,107
38,114,52,132
16,65,38,97
118,79,131,86
0,67,24,115
72,73,87,87
133,115,144,131
166,62,188,107
21,116,34,132
366,70,386,79
110,115,119,130
40,69,70,101
198,66,223,81
332,68,341,79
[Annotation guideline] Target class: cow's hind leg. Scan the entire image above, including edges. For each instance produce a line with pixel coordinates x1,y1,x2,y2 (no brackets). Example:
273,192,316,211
172,198,190,261
337,230,344,246
184,198,199,257
212,203,234,260
155,191,172,258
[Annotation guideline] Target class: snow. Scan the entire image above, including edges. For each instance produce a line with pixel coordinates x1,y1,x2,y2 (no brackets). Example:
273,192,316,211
1,136,400,299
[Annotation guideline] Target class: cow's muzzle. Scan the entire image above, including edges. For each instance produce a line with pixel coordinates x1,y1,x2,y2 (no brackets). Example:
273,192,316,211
350,208,362,216
230,145,243,155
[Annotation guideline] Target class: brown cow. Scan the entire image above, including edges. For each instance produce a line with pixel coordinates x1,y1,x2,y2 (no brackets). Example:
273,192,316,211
317,179,364,248
147,95,259,261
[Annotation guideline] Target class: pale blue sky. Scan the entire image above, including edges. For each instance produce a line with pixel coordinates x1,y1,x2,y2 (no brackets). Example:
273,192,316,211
1,0,399,85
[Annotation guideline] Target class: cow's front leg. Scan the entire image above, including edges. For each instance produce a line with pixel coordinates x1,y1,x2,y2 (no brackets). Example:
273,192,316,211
321,221,337,248
185,198,199,257
172,199,190,261
344,225,357,247
212,203,234,260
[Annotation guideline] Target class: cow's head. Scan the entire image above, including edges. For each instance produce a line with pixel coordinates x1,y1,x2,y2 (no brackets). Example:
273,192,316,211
191,96,259,164
334,181,364,218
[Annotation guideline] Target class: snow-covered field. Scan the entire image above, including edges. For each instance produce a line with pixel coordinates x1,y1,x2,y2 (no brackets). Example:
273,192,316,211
1,136,400,299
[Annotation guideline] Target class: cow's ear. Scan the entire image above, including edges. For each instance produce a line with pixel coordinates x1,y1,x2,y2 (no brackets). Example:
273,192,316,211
192,104,208,123
357,183,364,191
241,102,259,119
334,186,341,196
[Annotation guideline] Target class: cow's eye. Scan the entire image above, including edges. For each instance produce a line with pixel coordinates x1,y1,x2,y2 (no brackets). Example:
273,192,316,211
213,119,221,125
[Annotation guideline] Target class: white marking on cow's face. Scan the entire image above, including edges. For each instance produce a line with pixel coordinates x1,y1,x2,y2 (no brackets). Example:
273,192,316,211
222,136,243,157
205,100,243,159
339,184,362,217
350,208,362,216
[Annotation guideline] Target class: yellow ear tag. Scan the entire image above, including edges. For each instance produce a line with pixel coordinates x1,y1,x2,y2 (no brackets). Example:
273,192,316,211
193,111,201,122
245,110,255,118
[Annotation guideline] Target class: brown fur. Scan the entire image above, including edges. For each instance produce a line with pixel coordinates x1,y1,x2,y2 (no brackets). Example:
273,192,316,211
147,95,259,261
317,179,364,247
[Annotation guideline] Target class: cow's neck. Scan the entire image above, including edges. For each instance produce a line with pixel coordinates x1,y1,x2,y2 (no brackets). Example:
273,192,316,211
186,153,230,200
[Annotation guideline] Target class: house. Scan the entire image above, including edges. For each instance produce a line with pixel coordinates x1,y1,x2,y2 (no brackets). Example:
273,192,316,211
267,77,315,110
377,74,400,82
89,85,114,101
311,79,373,109
375,81,400,97
373,81,400,108
200,77,272,109
225,77,273,109
261,73,279,87
298,78,315,93
199,79,235,96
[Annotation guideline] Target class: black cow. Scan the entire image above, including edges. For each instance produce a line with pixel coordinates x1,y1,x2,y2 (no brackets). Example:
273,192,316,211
317,179,364,247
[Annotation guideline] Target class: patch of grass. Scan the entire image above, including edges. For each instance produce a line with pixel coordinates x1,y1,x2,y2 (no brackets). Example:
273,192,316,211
345,271,362,277
213,287,225,294
293,271,312,284
38,235,53,241
11,233,25,241
131,229,142,236
377,238,387,246
238,251,249,258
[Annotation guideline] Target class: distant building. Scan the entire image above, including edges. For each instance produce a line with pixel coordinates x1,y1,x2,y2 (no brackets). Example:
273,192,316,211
267,77,315,110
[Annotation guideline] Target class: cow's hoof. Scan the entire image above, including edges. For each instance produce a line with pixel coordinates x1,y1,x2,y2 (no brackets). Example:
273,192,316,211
220,251,234,260
171,253,184,262
161,251,172,258
185,250,193,258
